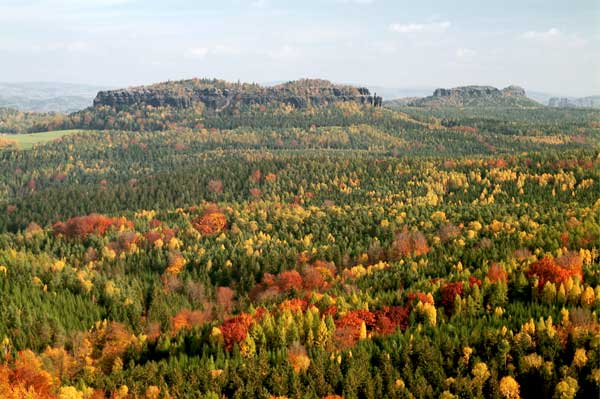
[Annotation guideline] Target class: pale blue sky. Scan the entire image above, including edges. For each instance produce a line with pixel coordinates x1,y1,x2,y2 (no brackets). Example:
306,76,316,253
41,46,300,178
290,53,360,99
1,0,598,96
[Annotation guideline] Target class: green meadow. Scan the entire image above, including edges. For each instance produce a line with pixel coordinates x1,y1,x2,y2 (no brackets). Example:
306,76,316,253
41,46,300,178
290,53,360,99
0,129,85,149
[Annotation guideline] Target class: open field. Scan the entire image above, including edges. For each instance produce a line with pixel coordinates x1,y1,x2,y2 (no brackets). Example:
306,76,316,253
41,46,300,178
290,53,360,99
0,129,86,149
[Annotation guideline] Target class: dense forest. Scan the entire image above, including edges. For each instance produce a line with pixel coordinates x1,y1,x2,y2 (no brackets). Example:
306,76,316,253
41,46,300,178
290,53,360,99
0,80,599,398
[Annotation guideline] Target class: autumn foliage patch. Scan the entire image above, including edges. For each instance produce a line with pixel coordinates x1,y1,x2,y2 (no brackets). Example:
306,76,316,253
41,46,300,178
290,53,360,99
192,208,227,235
220,313,255,351
487,263,508,283
52,213,133,239
334,307,410,348
172,309,211,333
250,262,336,301
440,282,464,314
388,227,430,259
527,256,583,288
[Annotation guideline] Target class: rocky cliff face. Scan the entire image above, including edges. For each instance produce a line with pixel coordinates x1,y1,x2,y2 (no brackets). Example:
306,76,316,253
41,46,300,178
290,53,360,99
93,79,383,111
410,85,537,107
433,86,501,98
501,85,527,97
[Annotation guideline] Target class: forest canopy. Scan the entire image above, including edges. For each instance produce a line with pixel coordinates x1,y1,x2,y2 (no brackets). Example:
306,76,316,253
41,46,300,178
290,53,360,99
0,83,599,398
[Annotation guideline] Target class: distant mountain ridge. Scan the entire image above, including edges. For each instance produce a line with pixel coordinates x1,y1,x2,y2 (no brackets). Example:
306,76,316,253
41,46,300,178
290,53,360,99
93,78,383,112
0,95,92,114
548,96,600,109
0,82,108,113
399,85,541,107
366,86,434,101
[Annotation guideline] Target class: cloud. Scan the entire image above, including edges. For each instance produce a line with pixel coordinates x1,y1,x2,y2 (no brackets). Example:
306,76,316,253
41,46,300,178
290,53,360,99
184,47,209,59
65,41,91,52
389,21,451,34
336,0,375,4
27,40,93,53
212,44,241,56
283,27,359,45
48,0,134,6
0,0,130,23
268,44,300,59
521,28,587,48
456,47,475,58
522,28,561,41
184,45,241,59
374,41,397,54
252,0,268,8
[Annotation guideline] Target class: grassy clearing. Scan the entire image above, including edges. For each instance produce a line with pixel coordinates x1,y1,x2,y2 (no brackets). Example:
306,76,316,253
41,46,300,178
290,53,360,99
0,129,87,149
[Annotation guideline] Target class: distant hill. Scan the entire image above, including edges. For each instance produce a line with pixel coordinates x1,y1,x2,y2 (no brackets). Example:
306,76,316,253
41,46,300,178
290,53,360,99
394,85,541,108
366,86,434,101
526,90,557,105
384,97,421,107
93,78,383,112
0,82,107,113
362,85,594,106
548,96,600,109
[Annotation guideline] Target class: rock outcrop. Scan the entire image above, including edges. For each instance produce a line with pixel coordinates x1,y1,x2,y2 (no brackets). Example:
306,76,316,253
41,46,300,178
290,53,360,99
408,85,538,107
501,85,527,97
432,86,500,98
93,79,383,112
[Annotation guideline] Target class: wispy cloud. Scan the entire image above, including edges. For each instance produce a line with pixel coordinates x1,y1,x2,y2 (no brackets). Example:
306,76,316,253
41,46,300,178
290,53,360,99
1,2,597,95
252,0,268,8
456,47,476,58
3,39,94,54
389,21,451,34
184,47,209,59
63,40,92,52
0,1,128,23
336,0,375,4
522,28,561,41
211,44,241,56
521,28,587,48
184,44,241,59
47,0,135,6
267,44,300,59
374,41,397,54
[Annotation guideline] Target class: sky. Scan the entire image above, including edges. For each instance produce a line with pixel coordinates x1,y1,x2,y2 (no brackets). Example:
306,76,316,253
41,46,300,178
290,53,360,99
0,0,599,96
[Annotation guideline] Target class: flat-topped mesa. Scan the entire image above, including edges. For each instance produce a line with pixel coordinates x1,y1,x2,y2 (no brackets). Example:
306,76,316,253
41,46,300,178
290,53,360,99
411,85,536,107
433,86,502,98
93,78,383,111
93,89,194,108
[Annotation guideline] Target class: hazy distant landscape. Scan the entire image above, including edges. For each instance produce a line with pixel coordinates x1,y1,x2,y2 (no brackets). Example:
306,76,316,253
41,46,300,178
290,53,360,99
0,82,109,113
3,80,598,119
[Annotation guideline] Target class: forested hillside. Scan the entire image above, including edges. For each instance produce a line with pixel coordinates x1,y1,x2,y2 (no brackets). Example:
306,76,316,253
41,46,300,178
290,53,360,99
0,81,599,399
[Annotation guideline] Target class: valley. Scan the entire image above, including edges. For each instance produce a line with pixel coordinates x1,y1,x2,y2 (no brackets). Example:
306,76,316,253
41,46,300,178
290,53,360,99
0,77,598,398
